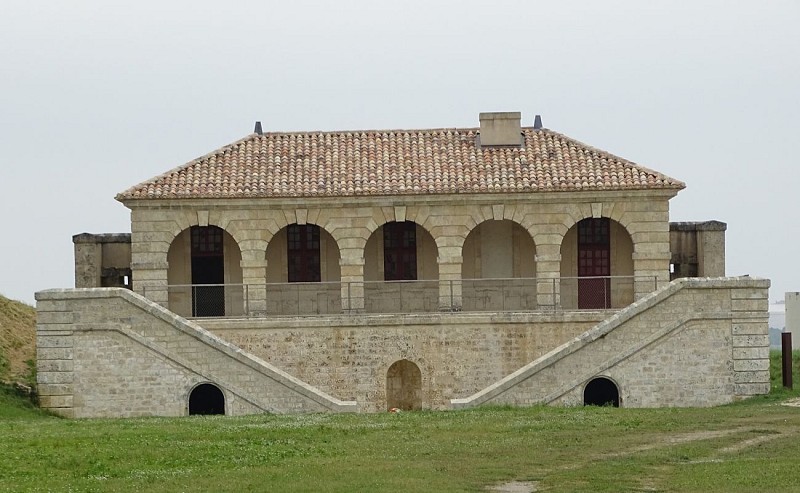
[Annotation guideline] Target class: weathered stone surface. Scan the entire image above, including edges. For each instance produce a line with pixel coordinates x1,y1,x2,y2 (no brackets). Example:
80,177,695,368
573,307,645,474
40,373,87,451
35,277,769,417
35,288,357,418
451,278,770,409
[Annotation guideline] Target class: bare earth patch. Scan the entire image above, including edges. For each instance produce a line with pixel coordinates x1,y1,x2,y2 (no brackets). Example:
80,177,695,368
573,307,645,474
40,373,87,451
781,397,800,407
487,480,539,493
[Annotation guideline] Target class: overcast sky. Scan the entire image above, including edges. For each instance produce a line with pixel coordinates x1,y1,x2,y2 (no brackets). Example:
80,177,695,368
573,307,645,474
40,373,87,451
1,1,798,305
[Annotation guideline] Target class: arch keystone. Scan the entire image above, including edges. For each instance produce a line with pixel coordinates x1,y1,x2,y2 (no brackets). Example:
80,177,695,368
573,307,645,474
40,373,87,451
197,210,209,227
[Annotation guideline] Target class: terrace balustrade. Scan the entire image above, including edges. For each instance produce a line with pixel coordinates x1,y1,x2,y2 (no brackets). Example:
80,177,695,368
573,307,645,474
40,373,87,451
142,276,657,318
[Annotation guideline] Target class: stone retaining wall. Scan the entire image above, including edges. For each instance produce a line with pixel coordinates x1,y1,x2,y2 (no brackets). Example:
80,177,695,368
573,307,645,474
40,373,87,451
200,311,604,412
452,277,770,408
36,277,769,417
36,288,356,418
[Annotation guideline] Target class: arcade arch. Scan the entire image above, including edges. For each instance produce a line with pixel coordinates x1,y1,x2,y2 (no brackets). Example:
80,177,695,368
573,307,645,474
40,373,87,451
363,221,438,312
461,219,537,311
167,226,243,317
264,224,342,314
560,218,633,309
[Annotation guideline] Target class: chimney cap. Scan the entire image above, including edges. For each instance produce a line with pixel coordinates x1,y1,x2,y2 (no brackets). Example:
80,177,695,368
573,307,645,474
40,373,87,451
533,115,543,129
254,121,263,135
479,111,522,121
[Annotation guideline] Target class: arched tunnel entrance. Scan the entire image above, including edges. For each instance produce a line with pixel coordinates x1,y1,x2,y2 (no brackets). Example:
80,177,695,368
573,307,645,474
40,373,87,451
583,377,620,407
189,383,226,415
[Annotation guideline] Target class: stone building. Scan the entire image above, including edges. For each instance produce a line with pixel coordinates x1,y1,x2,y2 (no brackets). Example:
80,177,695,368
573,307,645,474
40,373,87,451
36,112,770,417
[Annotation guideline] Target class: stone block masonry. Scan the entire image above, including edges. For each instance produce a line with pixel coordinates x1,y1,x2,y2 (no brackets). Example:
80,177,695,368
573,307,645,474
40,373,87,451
36,288,356,418
452,277,770,409
200,311,605,412
36,277,769,417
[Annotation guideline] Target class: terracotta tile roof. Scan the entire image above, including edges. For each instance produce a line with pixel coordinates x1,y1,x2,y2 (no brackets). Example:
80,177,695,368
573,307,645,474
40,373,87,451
116,127,684,200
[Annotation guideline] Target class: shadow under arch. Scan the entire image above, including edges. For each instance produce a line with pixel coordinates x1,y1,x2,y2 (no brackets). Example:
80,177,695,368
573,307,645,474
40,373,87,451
263,223,342,314
362,221,438,312
559,217,633,309
167,225,243,317
188,382,226,415
461,219,537,311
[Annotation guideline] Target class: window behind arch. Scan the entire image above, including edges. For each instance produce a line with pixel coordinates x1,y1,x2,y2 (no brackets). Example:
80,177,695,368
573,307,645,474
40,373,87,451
384,222,417,281
287,224,321,282
190,226,225,316
577,218,611,309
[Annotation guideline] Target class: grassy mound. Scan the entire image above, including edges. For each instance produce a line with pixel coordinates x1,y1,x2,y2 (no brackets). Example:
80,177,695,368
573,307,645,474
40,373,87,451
0,383,48,419
0,294,36,386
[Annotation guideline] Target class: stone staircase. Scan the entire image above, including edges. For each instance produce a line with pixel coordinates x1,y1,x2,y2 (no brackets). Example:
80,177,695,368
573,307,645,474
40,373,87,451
36,288,357,417
451,277,770,409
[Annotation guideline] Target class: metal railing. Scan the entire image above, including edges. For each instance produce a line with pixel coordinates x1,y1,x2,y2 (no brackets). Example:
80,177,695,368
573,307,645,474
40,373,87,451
265,281,342,315
151,283,249,318
141,276,658,318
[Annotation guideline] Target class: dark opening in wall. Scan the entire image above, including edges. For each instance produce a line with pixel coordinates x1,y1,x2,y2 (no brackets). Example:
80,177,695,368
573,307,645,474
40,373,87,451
189,383,225,415
190,226,226,317
583,377,620,407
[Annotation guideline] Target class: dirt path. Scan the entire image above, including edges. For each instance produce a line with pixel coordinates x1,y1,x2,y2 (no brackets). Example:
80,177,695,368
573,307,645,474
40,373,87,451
487,409,800,493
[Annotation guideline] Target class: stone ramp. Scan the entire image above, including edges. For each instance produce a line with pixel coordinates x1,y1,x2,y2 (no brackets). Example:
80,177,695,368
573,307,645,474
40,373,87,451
36,288,357,417
452,277,770,409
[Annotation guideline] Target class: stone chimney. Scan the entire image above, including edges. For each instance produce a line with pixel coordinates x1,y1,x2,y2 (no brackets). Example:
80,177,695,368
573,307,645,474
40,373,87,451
479,112,522,147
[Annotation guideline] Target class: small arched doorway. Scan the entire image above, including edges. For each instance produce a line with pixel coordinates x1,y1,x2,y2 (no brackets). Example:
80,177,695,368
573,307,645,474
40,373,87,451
386,360,422,411
583,377,620,407
189,383,226,415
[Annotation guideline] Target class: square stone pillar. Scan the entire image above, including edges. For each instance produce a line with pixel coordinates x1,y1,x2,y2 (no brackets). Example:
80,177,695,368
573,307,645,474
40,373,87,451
787,292,800,346
534,247,561,310
697,227,726,277
241,257,268,317
340,258,365,313
437,255,463,311
131,261,169,307
34,291,76,418
632,251,671,299
73,240,102,288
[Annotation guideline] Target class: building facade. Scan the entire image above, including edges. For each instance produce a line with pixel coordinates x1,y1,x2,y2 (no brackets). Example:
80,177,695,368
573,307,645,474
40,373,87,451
36,113,770,417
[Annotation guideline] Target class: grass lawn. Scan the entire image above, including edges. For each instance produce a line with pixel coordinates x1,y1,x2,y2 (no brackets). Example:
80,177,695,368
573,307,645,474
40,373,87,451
0,351,798,493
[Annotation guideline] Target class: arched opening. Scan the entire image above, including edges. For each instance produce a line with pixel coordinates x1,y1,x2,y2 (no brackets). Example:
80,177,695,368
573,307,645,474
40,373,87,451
189,383,226,415
386,360,422,411
583,377,620,407
167,226,243,317
461,219,537,311
265,224,341,314
363,221,438,312
560,218,634,309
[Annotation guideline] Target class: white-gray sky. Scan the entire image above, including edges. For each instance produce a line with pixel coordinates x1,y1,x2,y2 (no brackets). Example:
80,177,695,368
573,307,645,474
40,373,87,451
1,1,798,304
